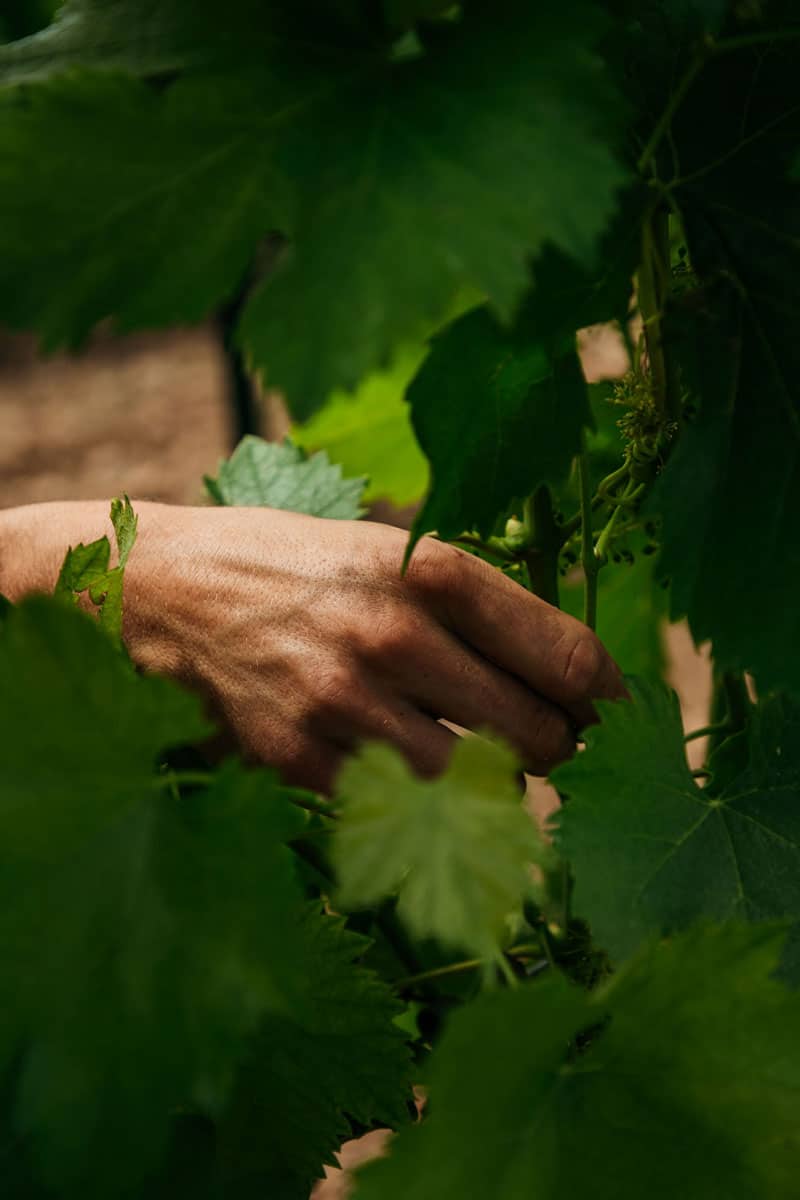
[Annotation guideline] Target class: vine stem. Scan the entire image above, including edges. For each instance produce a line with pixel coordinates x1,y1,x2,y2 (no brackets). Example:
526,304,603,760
637,28,800,179
154,769,339,819
449,532,515,562
395,944,545,991
291,794,340,819
594,478,642,563
684,721,734,743
578,439,598,631
637,52,706,175
522,486,561,608
154,769,214,790
559,462,631,540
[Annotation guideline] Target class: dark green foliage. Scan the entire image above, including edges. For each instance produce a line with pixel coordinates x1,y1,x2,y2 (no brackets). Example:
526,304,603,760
0,0,57,43
2,2,800,1195
652,29,800,694
0,600,409,1197
0,1,627,413
553,679,800,960
407,305,590,553
205,909,411,1198
357,925,800,1200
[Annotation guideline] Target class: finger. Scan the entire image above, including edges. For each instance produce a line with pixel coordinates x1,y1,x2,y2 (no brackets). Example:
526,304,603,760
313,687,458,779
396,623,576,774
243,725,346,795
408,541,625,727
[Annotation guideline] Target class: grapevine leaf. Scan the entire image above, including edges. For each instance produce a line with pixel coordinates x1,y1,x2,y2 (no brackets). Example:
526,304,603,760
406,305,591,555
294,343,429,506
54,495,139,640
292,291,481,506
0,70,287,341
332,737,550,960
202,909,411,1199
552,678,800,961
0,1,192,84
356,924,800,1200
54,535,111,597
205,436,367,518
0,597,322,1196
0,4,625,411
241,1,627,412
652,38,800,694
110,494,138,568
404,193,643,558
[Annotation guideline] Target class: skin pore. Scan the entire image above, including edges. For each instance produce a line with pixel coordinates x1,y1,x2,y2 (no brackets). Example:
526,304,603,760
0,501,625,792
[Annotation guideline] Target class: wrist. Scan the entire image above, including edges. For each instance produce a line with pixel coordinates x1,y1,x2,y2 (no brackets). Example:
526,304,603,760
0,500,175,663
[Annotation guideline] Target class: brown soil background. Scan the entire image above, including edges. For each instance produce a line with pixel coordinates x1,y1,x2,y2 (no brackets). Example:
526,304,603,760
0,321,712,1199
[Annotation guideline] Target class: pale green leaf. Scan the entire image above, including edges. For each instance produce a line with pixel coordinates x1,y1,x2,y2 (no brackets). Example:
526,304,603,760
205,436,367,518
332,737,550,959
294,342,429,506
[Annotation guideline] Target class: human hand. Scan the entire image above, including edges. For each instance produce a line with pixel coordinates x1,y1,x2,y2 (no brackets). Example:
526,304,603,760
121,505,624,791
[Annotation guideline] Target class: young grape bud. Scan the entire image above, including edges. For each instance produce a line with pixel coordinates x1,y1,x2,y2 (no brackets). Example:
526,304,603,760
503,516,528,551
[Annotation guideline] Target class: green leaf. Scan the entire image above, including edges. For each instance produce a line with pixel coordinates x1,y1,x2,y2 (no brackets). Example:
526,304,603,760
110,493,138,568
332,737,549,960
241,2,627,413
0,0,190,83
652,38,800,694
292,289,482,506
0,69,286,341
201,908,411,1199
294,343,429,506
54,535,111,597
0,5,625,411
552,678,800,961
356,923,800,1200
407,304,591,555
205,436,367,518
54,495,139,640
0,597,324,1196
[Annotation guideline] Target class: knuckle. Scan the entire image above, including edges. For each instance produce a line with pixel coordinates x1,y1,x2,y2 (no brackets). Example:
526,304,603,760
560,630,607,701
361,609,417,661
407,539,474,598
313,661,361,719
